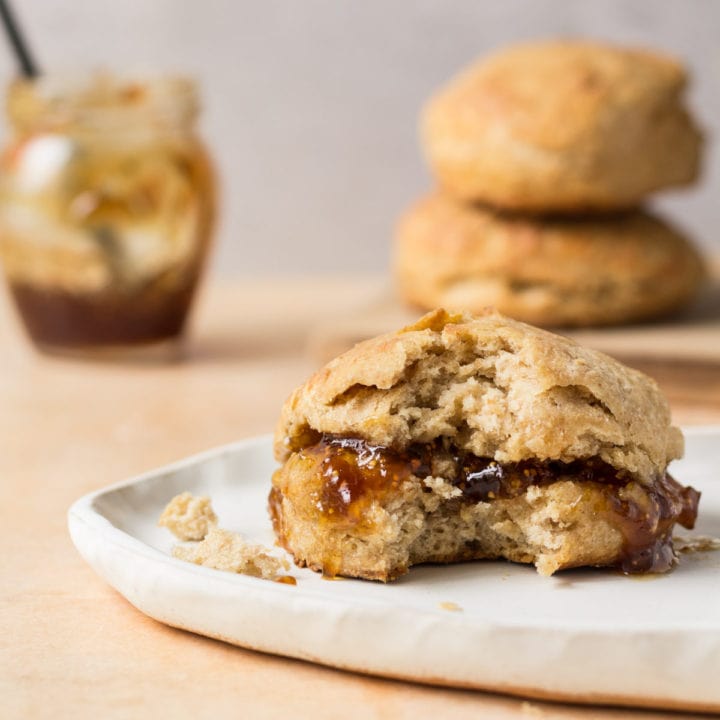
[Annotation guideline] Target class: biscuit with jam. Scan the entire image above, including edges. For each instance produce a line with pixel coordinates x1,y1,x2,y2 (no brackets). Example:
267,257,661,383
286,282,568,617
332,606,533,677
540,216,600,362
270,310,699,580
422,40,702,212
394,193,705,326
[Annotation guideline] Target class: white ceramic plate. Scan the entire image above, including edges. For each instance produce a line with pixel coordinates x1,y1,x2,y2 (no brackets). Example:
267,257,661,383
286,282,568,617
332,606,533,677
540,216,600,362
68,427,720,713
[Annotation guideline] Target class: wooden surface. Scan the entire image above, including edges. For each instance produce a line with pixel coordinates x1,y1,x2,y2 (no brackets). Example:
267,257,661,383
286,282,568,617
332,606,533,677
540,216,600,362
3,277,720,720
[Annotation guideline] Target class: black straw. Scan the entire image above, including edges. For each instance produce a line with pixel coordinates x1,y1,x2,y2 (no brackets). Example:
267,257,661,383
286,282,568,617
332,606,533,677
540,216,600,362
0,0,39,78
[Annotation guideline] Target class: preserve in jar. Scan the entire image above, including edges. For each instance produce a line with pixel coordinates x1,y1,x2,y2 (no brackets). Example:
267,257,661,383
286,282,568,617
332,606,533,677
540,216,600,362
0,73,215,358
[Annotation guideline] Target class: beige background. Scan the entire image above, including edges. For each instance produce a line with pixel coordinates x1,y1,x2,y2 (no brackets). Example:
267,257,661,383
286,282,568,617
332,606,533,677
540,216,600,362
1,0,718,275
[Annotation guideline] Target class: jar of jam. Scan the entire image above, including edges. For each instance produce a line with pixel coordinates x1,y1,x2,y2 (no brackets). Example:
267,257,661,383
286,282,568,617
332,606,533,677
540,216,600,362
0,73,215,358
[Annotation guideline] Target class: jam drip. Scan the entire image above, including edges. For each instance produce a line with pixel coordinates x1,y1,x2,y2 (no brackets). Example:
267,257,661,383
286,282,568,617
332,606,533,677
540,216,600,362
607,473,700,573
288,435,700,574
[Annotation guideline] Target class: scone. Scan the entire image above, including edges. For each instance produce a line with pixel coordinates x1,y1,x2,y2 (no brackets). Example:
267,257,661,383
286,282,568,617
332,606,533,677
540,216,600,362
422,40,702,212
393,193,705,326
270,310,699,580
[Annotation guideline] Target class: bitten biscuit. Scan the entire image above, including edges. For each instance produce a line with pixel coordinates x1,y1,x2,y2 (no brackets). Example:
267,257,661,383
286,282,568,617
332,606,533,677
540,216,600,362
270,311,699,581
422,40,702,212
393,193,705,326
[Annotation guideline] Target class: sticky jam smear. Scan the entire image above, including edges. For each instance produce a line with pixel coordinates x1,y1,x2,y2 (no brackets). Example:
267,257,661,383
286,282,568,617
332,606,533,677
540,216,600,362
282,435,700,574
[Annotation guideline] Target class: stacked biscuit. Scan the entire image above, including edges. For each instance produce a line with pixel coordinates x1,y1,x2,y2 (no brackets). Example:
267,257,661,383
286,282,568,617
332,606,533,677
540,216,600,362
394,40,706,326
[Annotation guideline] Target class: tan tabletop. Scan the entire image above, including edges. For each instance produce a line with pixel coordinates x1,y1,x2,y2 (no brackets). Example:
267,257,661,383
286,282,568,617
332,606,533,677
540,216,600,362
3,277,719,720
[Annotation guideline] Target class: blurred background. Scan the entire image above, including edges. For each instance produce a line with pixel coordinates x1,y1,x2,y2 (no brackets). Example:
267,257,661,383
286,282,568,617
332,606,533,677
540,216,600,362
1,0,717,276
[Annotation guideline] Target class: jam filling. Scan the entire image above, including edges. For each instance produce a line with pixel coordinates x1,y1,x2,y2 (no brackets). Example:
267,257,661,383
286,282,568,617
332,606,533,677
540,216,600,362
288,435,700,574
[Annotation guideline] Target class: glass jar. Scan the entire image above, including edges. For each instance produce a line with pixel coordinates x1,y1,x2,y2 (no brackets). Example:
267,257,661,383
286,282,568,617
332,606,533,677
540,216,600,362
0,73,215,358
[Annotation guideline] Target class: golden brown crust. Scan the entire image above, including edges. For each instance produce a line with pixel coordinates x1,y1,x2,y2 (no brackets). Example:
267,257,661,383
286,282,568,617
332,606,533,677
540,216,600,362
422,40,702,212
274,310,683,483
393,193,705,326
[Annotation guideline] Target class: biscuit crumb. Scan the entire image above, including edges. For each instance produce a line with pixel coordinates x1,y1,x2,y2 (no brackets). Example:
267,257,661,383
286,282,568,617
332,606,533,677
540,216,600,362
674,535,720,554
521,701,546,717
423,476,463,500
439,601,462,612
158,492,217,541
159,493,293,583
173,527,290,581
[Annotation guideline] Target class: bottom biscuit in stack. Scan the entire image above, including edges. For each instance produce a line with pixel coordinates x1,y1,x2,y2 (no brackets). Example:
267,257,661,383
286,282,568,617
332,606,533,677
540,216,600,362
393,193,705,327
270,310,699,581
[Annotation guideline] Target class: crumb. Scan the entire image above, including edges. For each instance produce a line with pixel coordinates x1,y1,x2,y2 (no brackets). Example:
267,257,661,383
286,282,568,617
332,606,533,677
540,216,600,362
422,476,462,500
172,527,290,580
674,535,720,554
158,492,217,541
439,601,462,612
521,701,546,717
159,492,292,583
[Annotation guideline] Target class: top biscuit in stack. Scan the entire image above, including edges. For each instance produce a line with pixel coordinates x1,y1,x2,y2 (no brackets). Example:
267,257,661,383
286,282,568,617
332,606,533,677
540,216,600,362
422,40,702,213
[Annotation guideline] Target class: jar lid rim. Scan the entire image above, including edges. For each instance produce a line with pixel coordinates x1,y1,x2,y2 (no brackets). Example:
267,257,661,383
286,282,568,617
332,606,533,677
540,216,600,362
8,71,199,130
